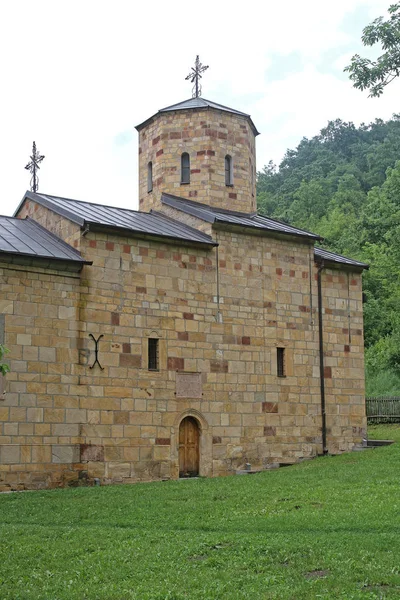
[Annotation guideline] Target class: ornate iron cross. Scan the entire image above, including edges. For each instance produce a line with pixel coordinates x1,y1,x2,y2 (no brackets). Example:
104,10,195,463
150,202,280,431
185,55,209,98
25,141,45,193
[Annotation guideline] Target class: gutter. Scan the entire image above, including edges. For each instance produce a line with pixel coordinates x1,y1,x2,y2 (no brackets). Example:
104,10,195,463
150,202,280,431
317,260,328,455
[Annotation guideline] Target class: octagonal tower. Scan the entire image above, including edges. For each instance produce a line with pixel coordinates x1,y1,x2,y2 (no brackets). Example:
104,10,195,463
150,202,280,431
136,98,259,214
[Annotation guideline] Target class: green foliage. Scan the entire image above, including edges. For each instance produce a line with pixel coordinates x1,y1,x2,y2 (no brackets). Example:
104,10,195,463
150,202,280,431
0,344,10,376
365,367,400,396
257,116,400,392
1,438,400,599
345,3,400,97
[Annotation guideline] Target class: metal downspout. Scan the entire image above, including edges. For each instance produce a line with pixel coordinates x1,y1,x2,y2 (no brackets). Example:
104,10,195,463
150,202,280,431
317,261,328,455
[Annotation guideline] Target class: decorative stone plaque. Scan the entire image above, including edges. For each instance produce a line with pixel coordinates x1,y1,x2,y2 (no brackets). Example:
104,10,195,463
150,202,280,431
176,372,202,398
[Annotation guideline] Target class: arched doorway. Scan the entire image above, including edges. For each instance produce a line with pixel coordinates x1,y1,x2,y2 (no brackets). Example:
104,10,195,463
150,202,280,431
179,416,200,478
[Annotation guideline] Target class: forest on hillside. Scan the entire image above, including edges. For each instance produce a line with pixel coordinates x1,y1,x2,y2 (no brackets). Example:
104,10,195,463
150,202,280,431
256,115,400,395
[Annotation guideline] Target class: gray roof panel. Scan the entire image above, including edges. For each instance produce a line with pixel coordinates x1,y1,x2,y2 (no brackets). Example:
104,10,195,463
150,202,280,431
16,192,216,247
136,97,260,136
314,247,369,270
0,216,89,269
161,193,321,241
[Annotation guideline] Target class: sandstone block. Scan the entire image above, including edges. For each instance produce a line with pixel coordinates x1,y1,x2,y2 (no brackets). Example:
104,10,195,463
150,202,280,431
52,445,80,463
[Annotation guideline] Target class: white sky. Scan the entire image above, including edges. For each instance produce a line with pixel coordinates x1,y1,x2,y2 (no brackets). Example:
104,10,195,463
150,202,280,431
1,0,399,216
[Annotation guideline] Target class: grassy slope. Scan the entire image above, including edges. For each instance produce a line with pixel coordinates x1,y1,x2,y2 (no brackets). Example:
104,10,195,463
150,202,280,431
0,428,399,600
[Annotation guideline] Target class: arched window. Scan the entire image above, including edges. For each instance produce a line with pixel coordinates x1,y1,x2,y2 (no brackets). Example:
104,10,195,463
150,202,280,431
147,162,153,193
225,155,233,186
181,152,190,184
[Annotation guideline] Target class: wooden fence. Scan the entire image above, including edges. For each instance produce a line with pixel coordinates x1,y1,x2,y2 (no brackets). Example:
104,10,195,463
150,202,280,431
366,397,400,423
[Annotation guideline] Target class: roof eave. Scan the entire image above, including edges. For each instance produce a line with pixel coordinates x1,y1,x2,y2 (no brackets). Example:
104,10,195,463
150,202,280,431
136,104,260,136
0,251,91,273
213,219,320,243
314,254,369,271
87,222,217,248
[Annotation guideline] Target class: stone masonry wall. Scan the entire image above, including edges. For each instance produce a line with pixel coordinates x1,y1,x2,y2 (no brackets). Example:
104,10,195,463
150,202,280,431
0,207,366,490
17,199,82,250
138,108,257,214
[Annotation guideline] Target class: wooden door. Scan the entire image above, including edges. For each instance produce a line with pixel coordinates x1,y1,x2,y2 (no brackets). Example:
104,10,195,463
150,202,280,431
179,417,200,478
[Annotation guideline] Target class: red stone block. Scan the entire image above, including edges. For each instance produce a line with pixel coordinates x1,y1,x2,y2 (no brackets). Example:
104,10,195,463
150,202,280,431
152,135,160,145
290,270,295,277
111,312,120,326
242,336,251,345
139,247,148,256
276,268,282,276
156,250,165,259
89,240,97,248
206,150,215,156
234,263,241,270
106,242,114,251
212,436,222,444
173,253,182,261
219,260,226,268
169,131,181,139
183,312,194,320
302,271,309,279
344,345,350,353
229,193,237,199
191,169,201,174
155,438,171,445
262,402,278,413
156,149,163,157
324,366,332,378
136,286,147,294
178,332,189,341
123,244,131,254
167,357,184,370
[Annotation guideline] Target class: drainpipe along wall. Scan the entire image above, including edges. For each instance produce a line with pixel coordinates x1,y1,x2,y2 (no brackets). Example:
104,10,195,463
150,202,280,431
317,261,328,455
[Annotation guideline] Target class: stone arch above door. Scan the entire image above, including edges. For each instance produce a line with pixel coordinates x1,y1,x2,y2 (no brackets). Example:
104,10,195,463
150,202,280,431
170,409,212,479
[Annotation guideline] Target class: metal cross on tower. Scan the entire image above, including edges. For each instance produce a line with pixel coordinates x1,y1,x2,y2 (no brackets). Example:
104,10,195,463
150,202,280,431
25,141,45,193
185,55,209,98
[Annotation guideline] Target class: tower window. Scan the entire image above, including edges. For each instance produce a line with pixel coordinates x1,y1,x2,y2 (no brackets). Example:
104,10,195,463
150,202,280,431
277,347,286,378
148,338,159,371
181,153,190,184
147,162,153,193
225,155,233,186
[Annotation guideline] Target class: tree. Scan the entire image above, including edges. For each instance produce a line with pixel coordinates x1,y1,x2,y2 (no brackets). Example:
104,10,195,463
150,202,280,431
344,3,400,97
0,344,10,376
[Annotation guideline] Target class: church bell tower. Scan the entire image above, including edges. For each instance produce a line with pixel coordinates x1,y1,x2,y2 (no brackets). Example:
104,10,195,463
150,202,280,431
135,58,259,215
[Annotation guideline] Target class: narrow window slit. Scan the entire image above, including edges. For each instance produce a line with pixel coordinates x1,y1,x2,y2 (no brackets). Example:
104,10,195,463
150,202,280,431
277,347,286,378
148,338,159,371
181,153,190,184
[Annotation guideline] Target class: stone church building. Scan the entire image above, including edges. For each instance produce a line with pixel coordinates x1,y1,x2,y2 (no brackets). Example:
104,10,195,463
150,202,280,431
0,95,368,490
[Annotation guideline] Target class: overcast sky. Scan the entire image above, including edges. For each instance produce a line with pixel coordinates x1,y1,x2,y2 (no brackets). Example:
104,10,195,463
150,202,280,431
1,0,399,216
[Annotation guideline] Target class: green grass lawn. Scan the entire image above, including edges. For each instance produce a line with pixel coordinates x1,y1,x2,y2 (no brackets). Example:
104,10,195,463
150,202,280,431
1,427,400,600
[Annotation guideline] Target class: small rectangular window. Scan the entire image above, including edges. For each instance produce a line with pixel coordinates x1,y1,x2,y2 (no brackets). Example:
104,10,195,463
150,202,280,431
277,347,285,377
147,162,153,193
148,338,159,371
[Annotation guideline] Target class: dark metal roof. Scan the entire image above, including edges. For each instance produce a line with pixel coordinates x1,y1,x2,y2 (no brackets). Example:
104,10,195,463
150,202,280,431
0,216,89,271
161,193,321,242
15,192,216,248
314,247,369,270
136,97,260,136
